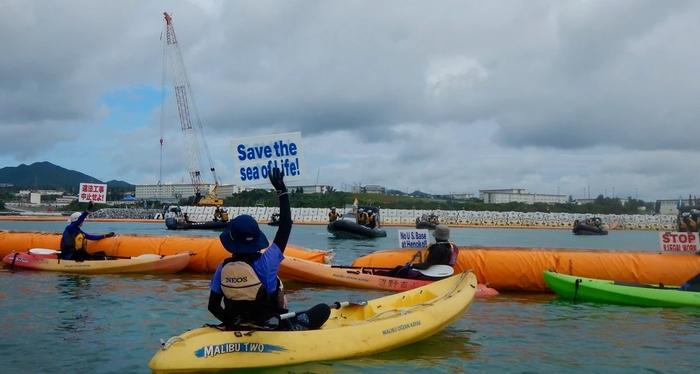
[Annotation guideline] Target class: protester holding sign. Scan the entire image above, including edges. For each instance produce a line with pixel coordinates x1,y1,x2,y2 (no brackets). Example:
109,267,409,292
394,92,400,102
413,225,459,270
207,167,330,331
391,225,459,279
60,202,115,261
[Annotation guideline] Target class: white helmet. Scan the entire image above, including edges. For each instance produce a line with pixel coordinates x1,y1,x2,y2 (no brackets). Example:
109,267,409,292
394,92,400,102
68,212,82,223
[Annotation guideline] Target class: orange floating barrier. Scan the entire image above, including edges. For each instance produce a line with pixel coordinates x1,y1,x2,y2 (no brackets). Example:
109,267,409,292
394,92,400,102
0,231,330,273
351,247,700,292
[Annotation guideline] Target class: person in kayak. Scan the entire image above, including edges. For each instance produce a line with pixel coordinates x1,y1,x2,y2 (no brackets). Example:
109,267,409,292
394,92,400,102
208,167,331,331
60,201,115,261
390,224,458,278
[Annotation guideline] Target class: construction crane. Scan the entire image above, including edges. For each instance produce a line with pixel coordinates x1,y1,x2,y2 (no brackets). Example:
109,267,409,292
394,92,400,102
161,12,223,206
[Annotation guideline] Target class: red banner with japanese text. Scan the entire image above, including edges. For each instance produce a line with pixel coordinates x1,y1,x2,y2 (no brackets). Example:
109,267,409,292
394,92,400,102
78,183,108,203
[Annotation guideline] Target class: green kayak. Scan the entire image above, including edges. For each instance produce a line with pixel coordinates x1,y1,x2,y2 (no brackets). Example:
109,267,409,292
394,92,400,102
543,271,700,308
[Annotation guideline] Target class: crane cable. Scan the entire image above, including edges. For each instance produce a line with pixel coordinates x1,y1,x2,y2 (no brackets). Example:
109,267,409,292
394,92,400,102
158,21,168,190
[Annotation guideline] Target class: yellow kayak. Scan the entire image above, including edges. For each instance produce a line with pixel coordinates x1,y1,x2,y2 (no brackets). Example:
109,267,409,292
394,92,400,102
149,271,477,371
3,250,191,274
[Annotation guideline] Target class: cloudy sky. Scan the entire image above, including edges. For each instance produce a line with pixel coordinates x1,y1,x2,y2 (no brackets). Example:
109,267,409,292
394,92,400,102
1,0,698,201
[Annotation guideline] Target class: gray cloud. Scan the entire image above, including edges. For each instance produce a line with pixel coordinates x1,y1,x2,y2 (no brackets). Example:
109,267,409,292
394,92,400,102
1,0,699,200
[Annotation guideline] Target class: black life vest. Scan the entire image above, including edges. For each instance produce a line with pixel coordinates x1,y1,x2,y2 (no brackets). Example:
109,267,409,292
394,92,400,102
219,257,287,325
425,242,459,266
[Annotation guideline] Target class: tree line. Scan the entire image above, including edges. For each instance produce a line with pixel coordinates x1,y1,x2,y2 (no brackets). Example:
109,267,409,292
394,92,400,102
0,186,655,215
220,191,652,215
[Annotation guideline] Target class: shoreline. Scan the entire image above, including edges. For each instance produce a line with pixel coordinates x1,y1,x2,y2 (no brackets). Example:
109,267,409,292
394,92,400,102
0,215,611,231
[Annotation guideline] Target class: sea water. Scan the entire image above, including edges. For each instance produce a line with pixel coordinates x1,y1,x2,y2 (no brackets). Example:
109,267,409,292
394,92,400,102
1,221,698,373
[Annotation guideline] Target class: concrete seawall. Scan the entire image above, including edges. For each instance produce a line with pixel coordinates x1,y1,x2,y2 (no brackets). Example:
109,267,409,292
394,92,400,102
154,206,677,231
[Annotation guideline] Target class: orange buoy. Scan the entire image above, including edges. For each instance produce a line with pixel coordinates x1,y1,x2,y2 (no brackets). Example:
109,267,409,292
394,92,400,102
0,231,330,273
351,247,700,292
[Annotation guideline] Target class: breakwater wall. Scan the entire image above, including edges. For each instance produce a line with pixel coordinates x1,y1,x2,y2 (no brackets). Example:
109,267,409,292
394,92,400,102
164,206,676,231
90,208,160,220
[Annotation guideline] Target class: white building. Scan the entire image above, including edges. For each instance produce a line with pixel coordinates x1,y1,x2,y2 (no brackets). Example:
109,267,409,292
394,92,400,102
351,184,386,194
289,185,332,194
657,199,682,215
16,189,64,197
135,184,244,200
55,196,79,206
479,189,568,204
576,197,631,206
29,192,41,204
436,193,475,200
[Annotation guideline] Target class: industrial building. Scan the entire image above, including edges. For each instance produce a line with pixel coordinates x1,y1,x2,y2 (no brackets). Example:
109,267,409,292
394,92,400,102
351,184,386,194
136,183,336,200
479,189,568,204
289,185,333,194
135,184,246,200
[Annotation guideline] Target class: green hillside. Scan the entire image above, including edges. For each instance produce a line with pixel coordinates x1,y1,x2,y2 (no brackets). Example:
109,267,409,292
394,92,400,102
0,162,134,192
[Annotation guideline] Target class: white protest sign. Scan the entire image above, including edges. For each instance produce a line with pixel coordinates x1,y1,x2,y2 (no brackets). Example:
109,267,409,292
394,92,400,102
659,232,699,252
232,132,305,186
398,229,430,248
79,183,108,203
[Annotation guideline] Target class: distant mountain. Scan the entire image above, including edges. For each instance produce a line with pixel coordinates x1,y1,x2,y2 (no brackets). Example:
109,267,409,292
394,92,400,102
0,162,132,191
409,190,432,198
106,180,135,190
386,189,407,196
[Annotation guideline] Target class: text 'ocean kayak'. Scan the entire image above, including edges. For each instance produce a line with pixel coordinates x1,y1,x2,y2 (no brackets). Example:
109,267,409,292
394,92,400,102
150,271,477,372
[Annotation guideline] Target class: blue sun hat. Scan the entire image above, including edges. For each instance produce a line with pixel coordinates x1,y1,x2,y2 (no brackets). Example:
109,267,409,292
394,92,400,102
219,215,269,254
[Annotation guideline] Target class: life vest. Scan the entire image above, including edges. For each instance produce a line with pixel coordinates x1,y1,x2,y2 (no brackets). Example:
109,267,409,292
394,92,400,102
329,211,338,221
358,212,369,225
425,242,459,267
221,261,264,300
75,232,87,251
219,258,286,324
61,231,87,252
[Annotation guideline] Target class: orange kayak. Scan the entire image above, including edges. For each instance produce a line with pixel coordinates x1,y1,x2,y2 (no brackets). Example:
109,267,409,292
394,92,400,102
280,256,498,297
0,231,330,272
3,251,191,274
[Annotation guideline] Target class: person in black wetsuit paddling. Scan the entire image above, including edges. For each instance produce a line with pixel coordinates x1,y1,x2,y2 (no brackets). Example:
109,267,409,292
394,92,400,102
207,167,330,331
60,201,115,261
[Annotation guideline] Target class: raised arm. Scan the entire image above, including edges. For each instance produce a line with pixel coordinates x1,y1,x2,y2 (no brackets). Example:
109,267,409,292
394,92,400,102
69,201,94,229
269,167,291,252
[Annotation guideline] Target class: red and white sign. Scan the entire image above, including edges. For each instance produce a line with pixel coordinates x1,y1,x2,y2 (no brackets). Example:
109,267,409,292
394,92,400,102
659,231,699,252
79,183,108,203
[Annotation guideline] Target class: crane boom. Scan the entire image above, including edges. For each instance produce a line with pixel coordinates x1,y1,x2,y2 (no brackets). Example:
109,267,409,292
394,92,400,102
162,12,222,205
